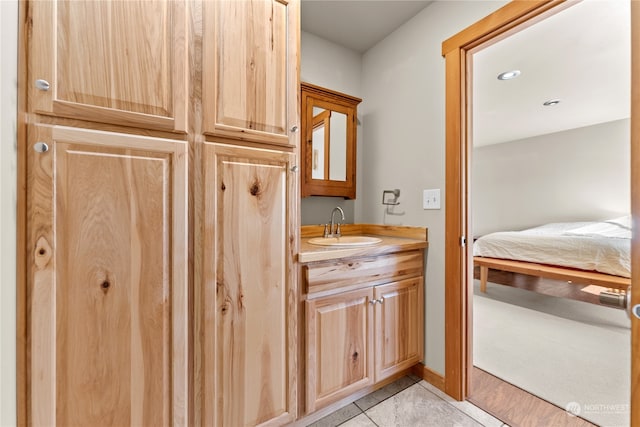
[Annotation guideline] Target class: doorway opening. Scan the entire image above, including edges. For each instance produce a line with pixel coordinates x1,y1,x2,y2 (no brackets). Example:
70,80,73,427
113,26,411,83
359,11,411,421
442,1,635,426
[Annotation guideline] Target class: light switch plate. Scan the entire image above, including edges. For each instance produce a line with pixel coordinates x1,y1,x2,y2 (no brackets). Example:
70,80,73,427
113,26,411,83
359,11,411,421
423,189,441,209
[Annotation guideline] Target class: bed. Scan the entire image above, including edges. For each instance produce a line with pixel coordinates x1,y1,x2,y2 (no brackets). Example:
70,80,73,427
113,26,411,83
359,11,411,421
473,216,632,293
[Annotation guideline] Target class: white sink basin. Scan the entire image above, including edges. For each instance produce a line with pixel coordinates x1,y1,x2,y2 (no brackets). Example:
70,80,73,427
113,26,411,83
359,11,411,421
308,235,382,247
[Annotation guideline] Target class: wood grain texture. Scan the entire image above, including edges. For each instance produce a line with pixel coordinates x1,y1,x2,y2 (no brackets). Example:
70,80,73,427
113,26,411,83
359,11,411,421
302,245,425,416
27,125,188,426
631,0,640,424
374,277,423,382
203,0,299,147
475,257,630,291
299,237,428,265
443,0,574,402
469,368,595,427
300,224,428,241
305,288,374,413
28,0,187,132
444,46,467,401
441,0,566,55
305,251,424,296
202,143,296,426
412,363,445,393
17,1,29,425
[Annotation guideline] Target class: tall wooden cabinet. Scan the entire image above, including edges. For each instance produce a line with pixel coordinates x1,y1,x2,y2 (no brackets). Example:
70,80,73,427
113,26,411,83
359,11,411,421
26,125,188,426
22,0,300,426
198,0,300,425
203,0,299,146
28,0,188,132
201,144,297,426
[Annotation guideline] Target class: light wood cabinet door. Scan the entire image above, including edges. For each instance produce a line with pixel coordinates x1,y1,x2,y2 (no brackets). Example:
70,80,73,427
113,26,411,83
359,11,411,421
203,0,299,147
26,125,189,426
374,277,424,382
201,143,297,426
305,288,374,413
28,0,188,132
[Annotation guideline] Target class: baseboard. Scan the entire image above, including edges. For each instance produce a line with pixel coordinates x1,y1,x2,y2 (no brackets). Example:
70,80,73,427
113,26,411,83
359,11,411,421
412,363,445,393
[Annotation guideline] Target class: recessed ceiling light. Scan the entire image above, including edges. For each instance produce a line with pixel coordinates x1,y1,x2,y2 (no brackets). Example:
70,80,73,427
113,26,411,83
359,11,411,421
543,99,561,106
497,70,521,80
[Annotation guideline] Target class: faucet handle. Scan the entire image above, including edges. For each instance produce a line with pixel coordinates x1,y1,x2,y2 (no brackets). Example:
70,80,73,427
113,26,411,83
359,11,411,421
323,224,329,238
336,223,342,237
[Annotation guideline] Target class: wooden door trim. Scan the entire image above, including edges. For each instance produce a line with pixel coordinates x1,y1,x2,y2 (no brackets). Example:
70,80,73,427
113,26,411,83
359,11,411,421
444,2,639,415
631,1,639,425
17,0,28,424
442,0,571,401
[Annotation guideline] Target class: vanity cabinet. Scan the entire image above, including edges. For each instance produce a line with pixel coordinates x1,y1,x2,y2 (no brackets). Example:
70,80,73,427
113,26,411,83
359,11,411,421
305,288,374,413
303,250,424,413
374,277,424,381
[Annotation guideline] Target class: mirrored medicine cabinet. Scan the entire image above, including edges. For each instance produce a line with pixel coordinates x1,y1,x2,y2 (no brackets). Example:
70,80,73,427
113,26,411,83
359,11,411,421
300,82,361,199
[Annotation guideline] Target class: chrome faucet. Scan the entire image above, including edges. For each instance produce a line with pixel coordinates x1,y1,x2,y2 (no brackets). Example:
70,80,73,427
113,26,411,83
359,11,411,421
324,206,345,238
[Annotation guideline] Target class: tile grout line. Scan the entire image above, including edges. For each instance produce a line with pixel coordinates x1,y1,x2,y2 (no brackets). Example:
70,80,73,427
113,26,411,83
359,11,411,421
364,412,380,427
415,380,501,426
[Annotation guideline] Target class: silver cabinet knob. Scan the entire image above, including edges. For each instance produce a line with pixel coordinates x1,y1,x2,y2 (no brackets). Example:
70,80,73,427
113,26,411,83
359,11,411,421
290,165,299,172
290,125,298,132
369,299,377,305
33,142,49,153
35,79,50,91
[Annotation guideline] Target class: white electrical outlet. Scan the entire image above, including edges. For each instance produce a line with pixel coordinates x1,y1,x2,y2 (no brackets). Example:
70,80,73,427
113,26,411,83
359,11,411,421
423,189,441,210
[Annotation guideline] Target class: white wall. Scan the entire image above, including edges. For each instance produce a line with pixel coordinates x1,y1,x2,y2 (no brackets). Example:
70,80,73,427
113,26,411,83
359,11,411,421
300,31,363,225
360,0,508,375
1,0,18,424
473,119,630,236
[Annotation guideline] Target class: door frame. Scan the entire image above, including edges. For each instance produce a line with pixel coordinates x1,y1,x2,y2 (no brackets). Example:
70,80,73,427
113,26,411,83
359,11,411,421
442,1,639,423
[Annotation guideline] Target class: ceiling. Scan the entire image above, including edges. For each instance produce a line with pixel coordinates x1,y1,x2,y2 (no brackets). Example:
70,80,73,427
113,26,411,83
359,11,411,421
300,0,631,147
301,0,432,53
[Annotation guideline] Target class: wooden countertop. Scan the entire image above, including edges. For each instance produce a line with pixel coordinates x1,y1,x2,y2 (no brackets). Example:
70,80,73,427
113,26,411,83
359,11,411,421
299,224,428,263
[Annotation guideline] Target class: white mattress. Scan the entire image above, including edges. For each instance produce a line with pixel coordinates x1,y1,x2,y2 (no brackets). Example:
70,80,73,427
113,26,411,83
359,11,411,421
473,217,631,278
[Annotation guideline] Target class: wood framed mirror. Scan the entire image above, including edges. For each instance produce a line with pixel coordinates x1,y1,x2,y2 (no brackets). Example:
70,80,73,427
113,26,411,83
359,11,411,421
300,82,361,199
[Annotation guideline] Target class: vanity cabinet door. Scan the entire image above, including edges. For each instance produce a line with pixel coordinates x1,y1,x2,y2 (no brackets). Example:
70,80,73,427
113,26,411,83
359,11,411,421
202,0,299,147
374,277,424,382
201,143,297,426
305,288,374,413
28,0,188,132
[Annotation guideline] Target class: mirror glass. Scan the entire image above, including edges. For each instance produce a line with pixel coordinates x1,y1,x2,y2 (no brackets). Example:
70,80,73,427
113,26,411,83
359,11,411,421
310,106,347,181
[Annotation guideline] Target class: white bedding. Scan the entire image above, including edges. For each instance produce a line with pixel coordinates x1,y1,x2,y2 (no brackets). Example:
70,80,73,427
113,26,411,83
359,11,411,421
473,217,631,278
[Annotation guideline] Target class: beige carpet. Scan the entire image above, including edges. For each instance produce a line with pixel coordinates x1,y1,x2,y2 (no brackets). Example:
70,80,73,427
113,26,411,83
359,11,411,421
473,280,630,427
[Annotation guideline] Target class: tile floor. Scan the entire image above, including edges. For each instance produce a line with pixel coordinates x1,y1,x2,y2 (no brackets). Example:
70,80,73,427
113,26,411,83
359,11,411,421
307,375,508,427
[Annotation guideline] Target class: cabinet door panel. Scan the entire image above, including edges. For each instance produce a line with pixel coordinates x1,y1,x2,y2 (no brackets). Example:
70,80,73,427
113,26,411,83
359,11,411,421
29,0,187,132
305,288,374,413
203,0,299,146
374,277,424,381
202,143,297,426
27,125,188,426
